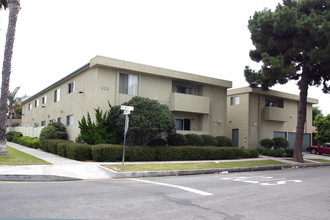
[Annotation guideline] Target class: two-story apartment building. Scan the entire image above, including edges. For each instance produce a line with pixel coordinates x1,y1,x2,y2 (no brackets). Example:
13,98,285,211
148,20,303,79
227,87,318,151
21,56,232,141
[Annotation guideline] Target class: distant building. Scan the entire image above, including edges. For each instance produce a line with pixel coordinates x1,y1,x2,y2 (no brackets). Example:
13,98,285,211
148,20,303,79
21,56,232,140
227,87,318,151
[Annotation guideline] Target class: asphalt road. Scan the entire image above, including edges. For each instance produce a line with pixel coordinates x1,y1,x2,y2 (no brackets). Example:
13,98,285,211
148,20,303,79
0,167,329,220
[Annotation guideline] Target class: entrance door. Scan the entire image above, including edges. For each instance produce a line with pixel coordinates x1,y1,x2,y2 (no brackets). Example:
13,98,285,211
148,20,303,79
232,129,239,147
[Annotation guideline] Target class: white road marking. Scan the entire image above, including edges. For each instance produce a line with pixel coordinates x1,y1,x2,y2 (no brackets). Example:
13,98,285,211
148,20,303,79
221,176,302,186
131,178,213,196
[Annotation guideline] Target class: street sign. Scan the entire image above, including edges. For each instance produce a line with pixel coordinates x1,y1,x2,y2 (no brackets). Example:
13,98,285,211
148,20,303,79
121,105,134,115
120,105,134,170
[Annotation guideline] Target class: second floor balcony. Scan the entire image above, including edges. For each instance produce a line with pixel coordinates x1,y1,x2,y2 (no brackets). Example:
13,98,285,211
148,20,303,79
170,92,210,114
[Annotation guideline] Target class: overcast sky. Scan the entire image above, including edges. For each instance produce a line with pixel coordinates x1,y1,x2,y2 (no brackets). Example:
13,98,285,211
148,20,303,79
0,0,329,114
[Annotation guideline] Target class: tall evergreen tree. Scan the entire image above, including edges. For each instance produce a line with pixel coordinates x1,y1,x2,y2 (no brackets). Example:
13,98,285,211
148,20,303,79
0,0,20,155
245,0,329,162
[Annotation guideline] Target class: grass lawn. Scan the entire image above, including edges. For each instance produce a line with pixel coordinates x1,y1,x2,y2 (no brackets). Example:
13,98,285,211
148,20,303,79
0,146,50,165
104,160,289,172
308,158,330,163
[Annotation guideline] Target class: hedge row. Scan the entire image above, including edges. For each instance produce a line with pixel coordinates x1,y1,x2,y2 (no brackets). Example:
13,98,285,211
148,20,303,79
151,134,232,147
7,131,40,149
39,139,92,161
92,145,258,162
39,140,258,162
7,132,259,162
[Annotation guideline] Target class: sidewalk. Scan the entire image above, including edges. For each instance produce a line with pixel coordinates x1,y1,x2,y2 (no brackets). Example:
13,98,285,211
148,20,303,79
1,142,329,181
0,142,112,181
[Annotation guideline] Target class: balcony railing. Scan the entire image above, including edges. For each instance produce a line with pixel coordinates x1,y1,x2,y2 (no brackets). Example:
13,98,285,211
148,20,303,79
170,93,210,114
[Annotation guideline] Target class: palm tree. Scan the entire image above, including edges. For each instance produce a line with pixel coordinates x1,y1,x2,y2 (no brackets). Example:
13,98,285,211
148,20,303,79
7,86,26,127
0,0,8,10
0,0,21,155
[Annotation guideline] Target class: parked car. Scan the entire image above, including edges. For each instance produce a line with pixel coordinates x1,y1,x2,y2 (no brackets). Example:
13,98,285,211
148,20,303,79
306,143,330,154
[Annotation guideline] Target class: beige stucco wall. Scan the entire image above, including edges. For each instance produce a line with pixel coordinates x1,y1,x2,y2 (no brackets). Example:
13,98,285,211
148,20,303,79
227,87,317,149
22,56,231,141
227,93,250,148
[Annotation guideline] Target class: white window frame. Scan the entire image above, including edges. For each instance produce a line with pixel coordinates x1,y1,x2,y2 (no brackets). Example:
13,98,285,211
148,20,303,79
28,103,32,110
54,88,60,102
34,99,39,108
66,115,74,126
42,95,47,104
119,73,138,96
68,81,75,94
230,96,240,105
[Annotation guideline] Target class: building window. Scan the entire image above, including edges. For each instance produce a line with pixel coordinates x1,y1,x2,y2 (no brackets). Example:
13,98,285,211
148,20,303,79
230,96,240,105
176,86,192,94
265,96,283,108
68,81,75,94
41,121,46,126
49,119,55,124
54,89,60,102
28,103,32,110
175,118,191,131
42,95,47,104
66,115,74,126
119,73,138,96
34,99,39,108
57,117,61,123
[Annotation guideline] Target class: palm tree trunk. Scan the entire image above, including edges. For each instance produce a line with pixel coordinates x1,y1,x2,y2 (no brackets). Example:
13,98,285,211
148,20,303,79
0,0,20,155
293,72,309,163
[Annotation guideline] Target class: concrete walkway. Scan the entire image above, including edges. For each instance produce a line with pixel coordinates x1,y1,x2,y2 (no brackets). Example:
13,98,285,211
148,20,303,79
0,142,112,181
1,142,329,181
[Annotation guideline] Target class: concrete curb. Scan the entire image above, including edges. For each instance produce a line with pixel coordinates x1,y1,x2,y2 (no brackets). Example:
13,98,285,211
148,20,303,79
99,163,330,179
0,174,81,182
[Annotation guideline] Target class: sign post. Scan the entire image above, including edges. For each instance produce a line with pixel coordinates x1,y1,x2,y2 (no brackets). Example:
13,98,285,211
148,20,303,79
120,105,134,171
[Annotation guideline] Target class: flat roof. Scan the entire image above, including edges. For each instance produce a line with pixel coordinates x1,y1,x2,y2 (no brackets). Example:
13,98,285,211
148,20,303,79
23,56,232,104
90,56,232,88
23,63,89,104
228,86,318,104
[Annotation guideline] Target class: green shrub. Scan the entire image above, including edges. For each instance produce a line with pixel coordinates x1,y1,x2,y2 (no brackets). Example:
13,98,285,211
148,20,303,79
147,138,167,146
12,132,23,143
260,138,275,150
216,136,232,147
38,139,68,153
166,134,187,146
78,106,121,145
66,143,92,161
261,149,284,157
92,144,123,162
110,97,175,145
92,145,259,162
285,148,294,157
185,134,204,146
126,146,157,161
47,140,58,155
57,142,69,157
273,137,289,150
201,135,217,146
156,146,206,161
16,136,38,148
39,122,67,140
39,139,49,152
31,138,40,149
6,131,18,142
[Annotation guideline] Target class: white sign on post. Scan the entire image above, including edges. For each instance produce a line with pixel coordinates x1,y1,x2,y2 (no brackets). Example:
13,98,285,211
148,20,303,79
121,105,134,115
120,105,134,171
